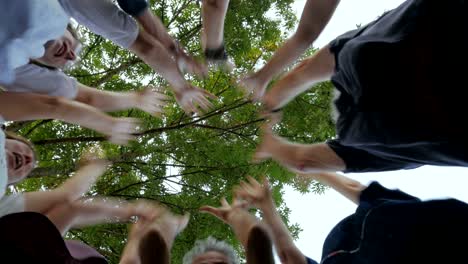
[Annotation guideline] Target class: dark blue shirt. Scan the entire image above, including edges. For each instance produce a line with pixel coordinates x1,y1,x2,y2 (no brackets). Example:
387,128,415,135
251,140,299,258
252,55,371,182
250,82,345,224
117,0,148,17
327,0,468,172
305,182,468,264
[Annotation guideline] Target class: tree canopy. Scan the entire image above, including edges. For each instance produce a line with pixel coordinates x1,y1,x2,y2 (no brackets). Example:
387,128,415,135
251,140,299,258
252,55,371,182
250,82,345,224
7,0,335,263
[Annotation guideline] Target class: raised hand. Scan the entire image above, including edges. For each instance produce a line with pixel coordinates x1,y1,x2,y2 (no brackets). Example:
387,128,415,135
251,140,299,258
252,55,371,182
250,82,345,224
136,86,170,117
105,117,140,145
235,176,273,210
200,197,248,224
237,73,268,102
174,85,217,115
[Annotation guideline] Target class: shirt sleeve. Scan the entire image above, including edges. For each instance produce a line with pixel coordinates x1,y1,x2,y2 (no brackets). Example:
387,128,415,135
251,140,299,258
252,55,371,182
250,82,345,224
326,139,420,173
359,182,420,205
4,64,78,99
0,194,25,217
116,0,148,17
58,0,139,48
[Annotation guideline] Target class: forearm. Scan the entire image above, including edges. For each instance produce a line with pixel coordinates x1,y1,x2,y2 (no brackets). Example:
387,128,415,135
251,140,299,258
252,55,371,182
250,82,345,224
23,191,65,215
46,197,134,236
260,201,305,264
201,0,230,49
136,9,176,53
267,136,345,173
76,84,138,112
71,199,134,227
254,0,339,83
0,92,120,137
264,46,334,110
129,30,187,92
227,208,263,249
120,238,141,264
23,162,107,217
54,161,108,203
303,172,365,204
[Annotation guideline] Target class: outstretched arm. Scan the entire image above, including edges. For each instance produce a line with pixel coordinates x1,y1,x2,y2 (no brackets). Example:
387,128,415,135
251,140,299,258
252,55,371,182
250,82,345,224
240,0,339,99
129,30,215,115
135,8,208,79
298,172,365,204
236,176,307,264
254,118,346,173
0,91,138,144
46,197,160,236
262,46,335,111
75,83,168,115
23,159,110,214
135,8,177,53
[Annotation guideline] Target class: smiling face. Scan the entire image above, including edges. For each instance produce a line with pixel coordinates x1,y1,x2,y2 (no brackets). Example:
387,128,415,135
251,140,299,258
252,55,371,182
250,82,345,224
192,251,230,264
5,138,36,184
36,28,80,68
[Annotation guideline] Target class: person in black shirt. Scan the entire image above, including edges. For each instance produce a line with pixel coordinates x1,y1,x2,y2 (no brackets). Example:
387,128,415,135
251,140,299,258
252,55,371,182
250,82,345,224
236,173,468,264
253,0,468,173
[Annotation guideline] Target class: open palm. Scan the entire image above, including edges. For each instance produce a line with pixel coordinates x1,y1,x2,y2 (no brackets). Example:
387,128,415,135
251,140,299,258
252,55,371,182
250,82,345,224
174,85,217,115
235,176,272,209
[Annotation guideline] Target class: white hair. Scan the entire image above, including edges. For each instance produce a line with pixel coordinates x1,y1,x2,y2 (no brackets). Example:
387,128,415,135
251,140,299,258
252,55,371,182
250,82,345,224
182,237,239,264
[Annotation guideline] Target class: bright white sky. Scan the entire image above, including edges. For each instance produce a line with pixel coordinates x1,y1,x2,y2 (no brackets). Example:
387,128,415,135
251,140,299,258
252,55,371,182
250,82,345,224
283,0,468,262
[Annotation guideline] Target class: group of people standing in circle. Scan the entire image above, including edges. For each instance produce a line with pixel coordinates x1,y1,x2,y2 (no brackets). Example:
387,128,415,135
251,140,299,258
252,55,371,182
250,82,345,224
1,0,468,263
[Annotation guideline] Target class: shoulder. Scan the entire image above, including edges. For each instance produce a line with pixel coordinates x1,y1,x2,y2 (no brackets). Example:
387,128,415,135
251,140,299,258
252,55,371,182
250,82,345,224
8,64,78,98
14,64,67,80
359,182,420,204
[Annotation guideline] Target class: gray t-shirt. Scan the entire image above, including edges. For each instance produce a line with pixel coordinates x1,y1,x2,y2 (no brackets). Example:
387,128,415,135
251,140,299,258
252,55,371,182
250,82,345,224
59,0,139,48
0,0,69,84
2,64,78,99
0,194,25,218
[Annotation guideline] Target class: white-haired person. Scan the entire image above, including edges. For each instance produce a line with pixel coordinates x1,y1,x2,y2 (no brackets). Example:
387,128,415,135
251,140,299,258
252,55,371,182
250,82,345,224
123,190,275,264
182,237,239,264
252,0,468,173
